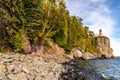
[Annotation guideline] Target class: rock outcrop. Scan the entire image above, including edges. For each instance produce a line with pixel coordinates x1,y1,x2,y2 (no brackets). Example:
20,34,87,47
31,37,45,55
69,48,83,59
68,29,114,60
68,48,96,60
82,52,96,60
95,30,114,58
45,41,65,56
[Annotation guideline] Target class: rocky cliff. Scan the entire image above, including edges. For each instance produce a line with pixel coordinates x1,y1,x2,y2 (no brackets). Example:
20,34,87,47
68,29,115,59
95,36,113,58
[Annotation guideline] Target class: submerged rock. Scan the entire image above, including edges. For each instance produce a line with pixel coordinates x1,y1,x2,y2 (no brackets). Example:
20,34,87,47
101,74,117,80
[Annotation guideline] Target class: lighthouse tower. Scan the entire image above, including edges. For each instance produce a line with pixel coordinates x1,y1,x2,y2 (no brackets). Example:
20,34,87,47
99,29,103,36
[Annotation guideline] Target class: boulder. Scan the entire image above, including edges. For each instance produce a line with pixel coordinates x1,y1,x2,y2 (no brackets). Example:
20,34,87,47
68,48,83,59
73,48,83,58
82,52,96,60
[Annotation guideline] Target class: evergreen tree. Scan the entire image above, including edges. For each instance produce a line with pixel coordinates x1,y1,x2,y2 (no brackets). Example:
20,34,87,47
23,0,43,42
0,0,99,54
52,0,69,47
0,0,26,52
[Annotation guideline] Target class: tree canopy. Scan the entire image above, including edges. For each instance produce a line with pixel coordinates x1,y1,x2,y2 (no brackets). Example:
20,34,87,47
0,0,98,53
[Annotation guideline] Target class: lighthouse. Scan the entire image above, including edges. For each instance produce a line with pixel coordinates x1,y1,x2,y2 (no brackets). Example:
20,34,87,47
99,29,103,36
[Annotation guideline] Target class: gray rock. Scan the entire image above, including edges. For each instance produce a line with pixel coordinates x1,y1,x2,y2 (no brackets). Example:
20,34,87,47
101,74,117,80
0,53,66,80
0,71,7,80
17,72,27,80
14,64,23,74
8,74,17,80
73,49,82,58
3,59,13,63
22,66,30,74
82,52,96,60
5,55,13,59
22,61,34,74
69,48,83,59
19,55,25,62
27,74,35,80
35,74,42,80
7,64,15,73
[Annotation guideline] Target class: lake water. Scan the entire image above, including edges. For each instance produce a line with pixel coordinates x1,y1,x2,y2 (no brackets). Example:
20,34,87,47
73,57,120,80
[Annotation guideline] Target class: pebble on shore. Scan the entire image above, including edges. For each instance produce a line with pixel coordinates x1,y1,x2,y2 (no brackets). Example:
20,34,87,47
0,53,68,80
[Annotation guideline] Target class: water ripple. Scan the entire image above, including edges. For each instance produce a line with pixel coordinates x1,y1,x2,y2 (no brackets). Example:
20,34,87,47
76,57,120,80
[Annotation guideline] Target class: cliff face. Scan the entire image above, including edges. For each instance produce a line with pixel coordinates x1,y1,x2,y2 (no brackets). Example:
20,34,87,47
67,29,115,60
95,36,113,58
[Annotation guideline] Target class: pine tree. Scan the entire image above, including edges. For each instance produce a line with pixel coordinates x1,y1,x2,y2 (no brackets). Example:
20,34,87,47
0,0,26,52
23,0,43,42
0,0,99,54
52,0,69,47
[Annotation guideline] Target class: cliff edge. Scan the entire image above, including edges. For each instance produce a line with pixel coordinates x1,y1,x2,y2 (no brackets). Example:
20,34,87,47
69,29,115,59
95,29,114,58
95,36,113,58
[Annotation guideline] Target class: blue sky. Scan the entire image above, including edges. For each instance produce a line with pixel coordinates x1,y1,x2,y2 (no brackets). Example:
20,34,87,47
65,0,120,56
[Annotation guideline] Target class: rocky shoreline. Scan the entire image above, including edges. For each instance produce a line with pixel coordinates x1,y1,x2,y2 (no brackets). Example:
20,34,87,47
0,53,117,80
0,53,70,80
67,48,116,60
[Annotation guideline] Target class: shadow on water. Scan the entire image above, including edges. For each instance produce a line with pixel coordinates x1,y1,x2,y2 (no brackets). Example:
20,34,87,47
59,58,117,80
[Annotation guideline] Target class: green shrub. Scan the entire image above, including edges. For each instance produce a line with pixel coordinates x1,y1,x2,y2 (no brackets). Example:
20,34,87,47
9,32,24,52
53,29,67,47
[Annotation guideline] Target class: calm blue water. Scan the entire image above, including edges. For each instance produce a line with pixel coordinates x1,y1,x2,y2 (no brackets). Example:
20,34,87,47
73,57,120,80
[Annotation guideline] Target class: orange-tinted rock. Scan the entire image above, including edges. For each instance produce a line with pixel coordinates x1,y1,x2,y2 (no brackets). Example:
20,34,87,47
46,41,65,56
95,36,114,58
